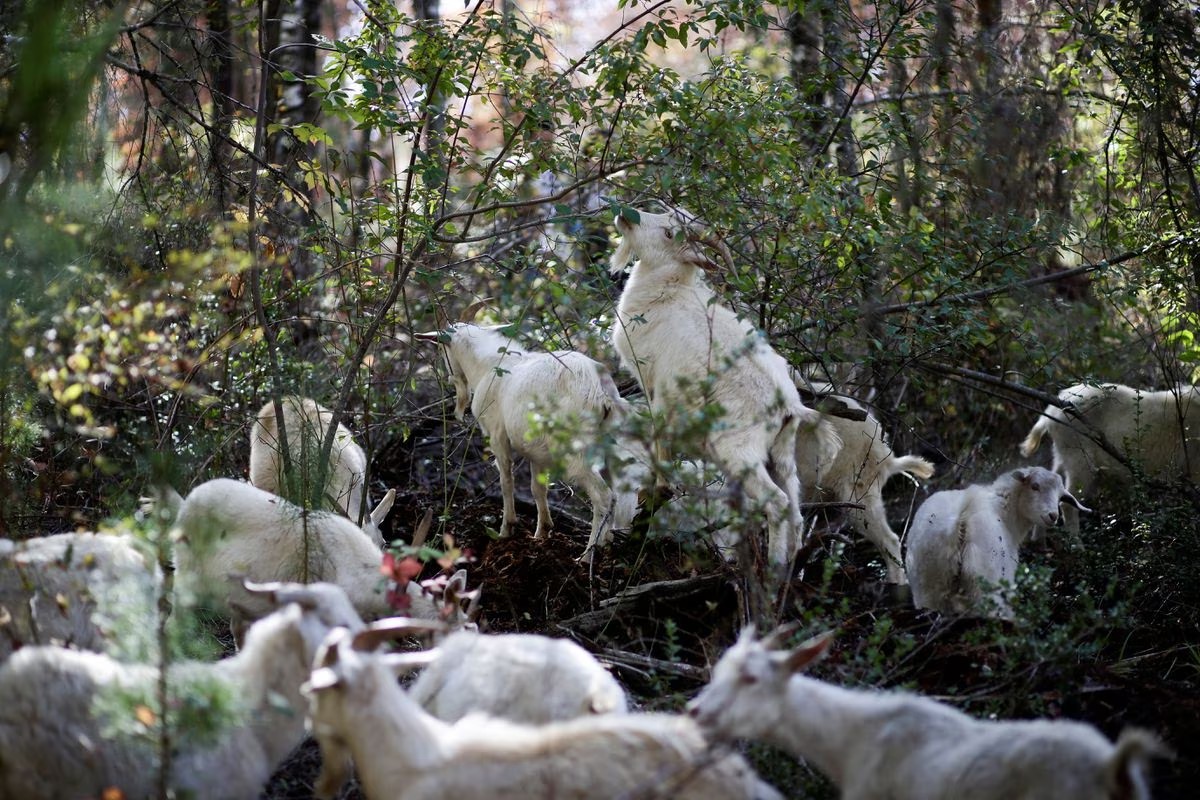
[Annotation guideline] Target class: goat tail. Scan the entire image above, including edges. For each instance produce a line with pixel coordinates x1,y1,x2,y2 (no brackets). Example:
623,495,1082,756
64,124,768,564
597,369,627,422
1107,728,1169,800
587,680,628,715
1019,412,1053,458
804,418,842,471
888,454,935,482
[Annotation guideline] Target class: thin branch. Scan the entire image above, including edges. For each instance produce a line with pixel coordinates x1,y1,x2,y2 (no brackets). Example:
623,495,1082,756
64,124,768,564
871,243,1162,318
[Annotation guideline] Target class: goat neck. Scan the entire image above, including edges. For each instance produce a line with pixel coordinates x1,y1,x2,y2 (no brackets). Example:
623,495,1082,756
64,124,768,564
209,609,312,768
773,675,891,786
344,654,451,784
448,324,528,389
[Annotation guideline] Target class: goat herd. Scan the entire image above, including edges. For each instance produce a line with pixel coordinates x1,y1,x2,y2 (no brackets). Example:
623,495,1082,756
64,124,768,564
0,207,1185,798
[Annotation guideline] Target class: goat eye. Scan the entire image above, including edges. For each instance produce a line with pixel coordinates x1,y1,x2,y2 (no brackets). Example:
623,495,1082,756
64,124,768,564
1031,483,1040,491
663,229,674,240
739,673,758,685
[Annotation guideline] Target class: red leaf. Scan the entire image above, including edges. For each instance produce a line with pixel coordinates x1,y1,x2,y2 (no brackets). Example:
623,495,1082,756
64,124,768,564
386,587,413,611
380,553,423,584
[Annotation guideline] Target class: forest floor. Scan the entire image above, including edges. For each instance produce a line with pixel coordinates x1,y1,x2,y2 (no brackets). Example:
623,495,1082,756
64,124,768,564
255,410,1199,800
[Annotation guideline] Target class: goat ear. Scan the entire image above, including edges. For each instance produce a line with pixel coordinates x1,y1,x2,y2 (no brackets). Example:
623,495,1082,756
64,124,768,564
313,628,349,671
446,568,468,595
459,298,490,323
761,621,803,650
1061,491,1092,513
410,508,434,550
371,489,397,529
413,330,446,344
783,631,834,673
306,667,342,692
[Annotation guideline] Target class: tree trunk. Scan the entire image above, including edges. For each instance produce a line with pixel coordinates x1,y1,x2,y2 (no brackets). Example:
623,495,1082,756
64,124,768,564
206,0,235,212
786,5,827,153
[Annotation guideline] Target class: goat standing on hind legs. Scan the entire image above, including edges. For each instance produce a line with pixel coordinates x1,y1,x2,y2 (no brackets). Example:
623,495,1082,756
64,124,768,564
608,206,831,581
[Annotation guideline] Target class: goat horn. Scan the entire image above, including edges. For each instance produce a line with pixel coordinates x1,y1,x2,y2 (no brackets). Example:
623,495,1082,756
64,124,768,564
371,488,396,528
686,231,736,272
459,298,491,323
241,579,320,610
1062,492,1092,513
464,586,483,622
410,508,434,550
351,617,449,651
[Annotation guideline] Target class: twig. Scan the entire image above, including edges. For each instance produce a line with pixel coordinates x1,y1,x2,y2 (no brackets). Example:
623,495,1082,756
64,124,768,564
598,648,709,682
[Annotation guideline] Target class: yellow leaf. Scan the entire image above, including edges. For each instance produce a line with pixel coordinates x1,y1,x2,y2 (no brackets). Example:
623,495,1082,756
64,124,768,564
135,705,157,727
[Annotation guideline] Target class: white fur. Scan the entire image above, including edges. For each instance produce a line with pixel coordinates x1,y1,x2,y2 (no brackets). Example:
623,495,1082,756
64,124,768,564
250,396,391,545
417,323,646,560
173,479,470,629
0,532,161,661
688,626,1162,800
0,582,364,799
304,627,783,800
796,380,934,584
905,467,1086,617
1021,382,1200,532
409,629,628,723
609,208,822,565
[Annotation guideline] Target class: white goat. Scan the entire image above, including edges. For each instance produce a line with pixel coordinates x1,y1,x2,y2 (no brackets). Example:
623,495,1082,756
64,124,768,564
407,628,628,723
795,379,935,584
688,627,1164,800
904,467,1089,617
304,623,783,800
414,315,646,561
609,207,825,566
250,396,392,545
172,479,472,631
1021,382,1200,532
0,581,371,800
1,531,160,660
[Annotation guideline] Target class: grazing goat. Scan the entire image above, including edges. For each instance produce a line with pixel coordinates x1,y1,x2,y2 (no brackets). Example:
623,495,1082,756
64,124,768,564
1,531,160,660
415,310,647,561
408,628,628,723
795,378,934,584
610,207,825,566
251,396,392,545
688,626,1164,800
172,479,473,632
0,581,371,800
303,622,783,800
1021,382,1200,533
904,467,1088,617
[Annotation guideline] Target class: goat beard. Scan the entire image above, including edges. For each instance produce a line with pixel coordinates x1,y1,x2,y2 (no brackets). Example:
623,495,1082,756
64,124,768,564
609,235,636,275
